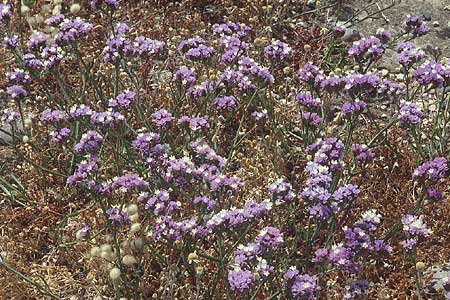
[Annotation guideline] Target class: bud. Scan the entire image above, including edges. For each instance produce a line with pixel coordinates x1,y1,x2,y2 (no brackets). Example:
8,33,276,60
416,261,425,271
132,238,144,251
70,4,81,14
126,204,138,215
90,246,101,257
187,252,198,263
122,255,137,267
21,6,30,14
22,135,29,143
109,267,121,281
304,44,311,51
130,223,141,233
195,265,204,274
129,213,139,222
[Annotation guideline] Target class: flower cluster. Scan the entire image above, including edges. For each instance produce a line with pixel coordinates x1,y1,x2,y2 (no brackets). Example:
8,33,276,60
348,37,386,62
351,144,374,166
264,40,291,61
401,214,431,251
403,15,430,37
399,101,424,128
285,267,320,300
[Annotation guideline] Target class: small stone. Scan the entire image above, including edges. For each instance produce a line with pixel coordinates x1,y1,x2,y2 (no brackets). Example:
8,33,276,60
445,5,450,11
433,21,440,27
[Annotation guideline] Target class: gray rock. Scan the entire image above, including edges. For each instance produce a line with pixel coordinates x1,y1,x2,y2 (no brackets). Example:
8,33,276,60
0,122,24,145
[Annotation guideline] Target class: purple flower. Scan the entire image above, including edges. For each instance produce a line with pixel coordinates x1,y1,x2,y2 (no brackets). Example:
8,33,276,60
106,207,130,225
23,53,42,70
295,93,321,111
141,190,180,215
399,101,424,128
352,144,374,165
112,174,147,193
132,131,161,156
301,112,323,128
328,245,355,271
173,68,196,87
133,36,165,57
40,109,68,124
401,214,431,251
333,184,360,205
90,110,124,127
46,14,65,26
267,180,296,204
312,248,329,263
75,131,103,155
186,81,215,99
396,45,425,67
41,44,65,71
285,268,319,300
193,196,215,211
213,96,239,110
0,3,12,24
3,35,18,49
67,156,99,186
395,41,415,53
70,104,93,118
348,37,386,62
344,73,381,97
264,40,291,61
108,90,136,109
427,188,443,202
256,227,284,249
355,209,382,232
228,267,254,292
90,0,120,10
6,85,28,100
185,44,215,60
413,60,445,87
178,115,209,132
50,127,71,143
413,157,448,183
6,70,31,85
1,109,20,125
79,224,90,238
178,37,205,53
212,22,251,38
343,280,369,299
151,109,173,129
27,32,47,51
320,75,345,93
375,28,391,43
377,79,405,99
55,17,92,45
403,15,430,37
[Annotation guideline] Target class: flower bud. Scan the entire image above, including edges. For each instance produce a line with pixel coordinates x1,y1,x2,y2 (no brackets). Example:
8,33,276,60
130,223,141,233
109,267,121,281
22,135,29,143
122,255,137,267
129,213,139,222
416,261,425,271
90,246,101,257
21,6,30,14
70,4,81,14
127,204,138,215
